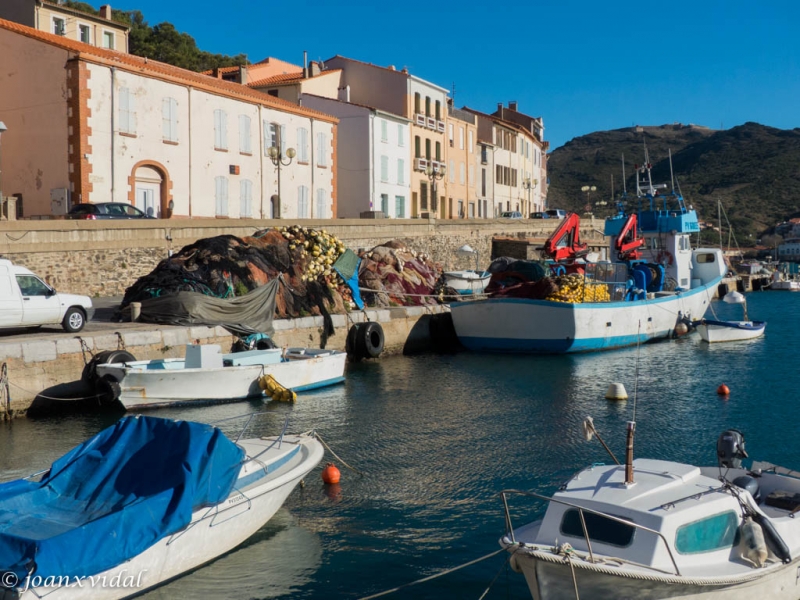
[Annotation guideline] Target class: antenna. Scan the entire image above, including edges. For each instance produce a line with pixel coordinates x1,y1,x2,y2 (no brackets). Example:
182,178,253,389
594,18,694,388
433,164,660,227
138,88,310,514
625,320,642,485
668,148,675,193
621,154,627,194
451,81,456,103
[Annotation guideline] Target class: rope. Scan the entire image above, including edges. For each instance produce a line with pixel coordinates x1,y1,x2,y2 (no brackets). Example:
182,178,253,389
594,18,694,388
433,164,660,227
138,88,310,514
476,547,518,600
7,380,104,402
357,548,505,600
314,433,365,477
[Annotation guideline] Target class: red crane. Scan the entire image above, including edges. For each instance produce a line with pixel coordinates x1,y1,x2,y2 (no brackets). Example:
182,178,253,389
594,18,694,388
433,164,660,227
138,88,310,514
543,212,589,262
614,213,645,261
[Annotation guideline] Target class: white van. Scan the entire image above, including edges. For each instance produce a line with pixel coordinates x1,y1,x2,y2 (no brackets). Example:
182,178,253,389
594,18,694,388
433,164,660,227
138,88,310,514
0,260,94,332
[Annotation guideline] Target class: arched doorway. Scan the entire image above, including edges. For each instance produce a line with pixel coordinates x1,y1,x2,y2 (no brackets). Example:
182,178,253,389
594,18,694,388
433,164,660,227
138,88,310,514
128,161,173,218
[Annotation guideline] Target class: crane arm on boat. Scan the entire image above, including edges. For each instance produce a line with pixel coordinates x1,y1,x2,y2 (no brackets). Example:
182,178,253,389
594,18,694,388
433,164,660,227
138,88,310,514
543,212,589,263
614,213,646,261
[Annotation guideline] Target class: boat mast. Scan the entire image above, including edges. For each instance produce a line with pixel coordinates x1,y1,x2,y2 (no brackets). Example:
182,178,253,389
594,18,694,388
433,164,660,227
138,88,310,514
669,149,675,193
625,421,636,484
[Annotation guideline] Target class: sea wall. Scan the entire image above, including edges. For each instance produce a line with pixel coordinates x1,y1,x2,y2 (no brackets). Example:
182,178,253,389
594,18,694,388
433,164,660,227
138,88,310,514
0,217,607,297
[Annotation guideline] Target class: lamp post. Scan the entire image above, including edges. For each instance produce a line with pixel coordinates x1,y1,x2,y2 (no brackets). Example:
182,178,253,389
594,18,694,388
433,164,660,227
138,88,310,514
267,144,296,218
581,185,596,213
522,177,538,215
0,121,7,209
425,163,446,217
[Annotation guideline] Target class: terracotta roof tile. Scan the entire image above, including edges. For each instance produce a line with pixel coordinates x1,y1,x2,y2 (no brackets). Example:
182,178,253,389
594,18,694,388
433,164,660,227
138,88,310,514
200,65,241,75
0,18,337,124
249,69,341,89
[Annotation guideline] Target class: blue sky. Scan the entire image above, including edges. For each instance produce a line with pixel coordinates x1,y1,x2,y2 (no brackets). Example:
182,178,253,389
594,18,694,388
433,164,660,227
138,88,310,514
118,0,800,150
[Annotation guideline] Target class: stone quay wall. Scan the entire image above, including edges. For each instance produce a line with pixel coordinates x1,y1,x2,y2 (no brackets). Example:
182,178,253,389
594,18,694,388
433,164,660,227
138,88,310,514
0,217,608,297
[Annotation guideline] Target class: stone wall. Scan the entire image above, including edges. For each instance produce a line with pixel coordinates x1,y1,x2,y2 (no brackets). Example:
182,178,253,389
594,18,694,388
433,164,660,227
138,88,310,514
0,217,608,297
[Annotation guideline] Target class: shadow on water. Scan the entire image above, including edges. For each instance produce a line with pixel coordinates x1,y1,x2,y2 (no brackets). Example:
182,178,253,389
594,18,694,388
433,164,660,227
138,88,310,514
25,379,124,419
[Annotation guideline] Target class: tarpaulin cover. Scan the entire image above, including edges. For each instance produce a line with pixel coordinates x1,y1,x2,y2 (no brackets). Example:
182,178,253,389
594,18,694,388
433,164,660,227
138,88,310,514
0,416,244,580
333,249,364,310
137,278,280,336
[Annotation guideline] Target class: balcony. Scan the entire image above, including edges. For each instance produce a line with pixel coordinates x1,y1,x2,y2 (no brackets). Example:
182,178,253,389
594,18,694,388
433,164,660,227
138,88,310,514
415,113,426,127
437,120,446,132
414,157,428,171
426,117,437,130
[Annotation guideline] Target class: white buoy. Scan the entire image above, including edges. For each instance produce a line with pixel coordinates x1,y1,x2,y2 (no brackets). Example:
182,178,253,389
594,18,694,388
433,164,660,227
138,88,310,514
605,383,628,401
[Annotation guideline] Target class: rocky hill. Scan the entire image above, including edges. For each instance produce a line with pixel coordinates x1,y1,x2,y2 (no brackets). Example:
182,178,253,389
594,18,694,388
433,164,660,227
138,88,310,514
546,122,800,242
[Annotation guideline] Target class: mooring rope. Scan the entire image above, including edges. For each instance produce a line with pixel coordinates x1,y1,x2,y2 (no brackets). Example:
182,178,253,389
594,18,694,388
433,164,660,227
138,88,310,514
357,548,506,600
7,380,103,402
314,432,365,477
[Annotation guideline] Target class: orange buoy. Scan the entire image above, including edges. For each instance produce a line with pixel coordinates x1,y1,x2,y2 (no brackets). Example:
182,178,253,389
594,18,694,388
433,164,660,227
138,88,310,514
321,462,341,484
717,384,730,396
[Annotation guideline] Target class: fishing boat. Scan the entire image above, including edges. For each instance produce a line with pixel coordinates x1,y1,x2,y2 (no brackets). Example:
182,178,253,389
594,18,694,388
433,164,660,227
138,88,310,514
0,414,324,599
442,243,491,295
449,155,727,353
696,291,766,343
768,270,800,291
93,343,346,410
500,424,800,600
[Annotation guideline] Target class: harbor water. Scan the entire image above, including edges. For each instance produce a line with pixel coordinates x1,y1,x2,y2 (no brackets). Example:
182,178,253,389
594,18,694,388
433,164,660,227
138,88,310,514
1,290,798,599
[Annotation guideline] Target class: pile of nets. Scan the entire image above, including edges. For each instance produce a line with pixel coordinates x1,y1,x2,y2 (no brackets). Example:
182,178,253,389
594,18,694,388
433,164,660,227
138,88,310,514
484,258,611,303
357,241,446,307
545,273,611,303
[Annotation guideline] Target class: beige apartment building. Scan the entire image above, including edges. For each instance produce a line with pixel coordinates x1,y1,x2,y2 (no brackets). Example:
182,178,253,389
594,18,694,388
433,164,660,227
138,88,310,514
445,102,480,218
0,0,128,51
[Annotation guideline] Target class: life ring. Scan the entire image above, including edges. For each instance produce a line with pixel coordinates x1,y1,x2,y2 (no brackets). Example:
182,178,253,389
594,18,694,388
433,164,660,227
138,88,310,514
656,250,674,266
345,322,384,360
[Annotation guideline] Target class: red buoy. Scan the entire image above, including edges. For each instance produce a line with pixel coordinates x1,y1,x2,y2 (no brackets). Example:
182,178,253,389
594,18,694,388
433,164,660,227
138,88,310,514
321,462,341,484
717,384,730,397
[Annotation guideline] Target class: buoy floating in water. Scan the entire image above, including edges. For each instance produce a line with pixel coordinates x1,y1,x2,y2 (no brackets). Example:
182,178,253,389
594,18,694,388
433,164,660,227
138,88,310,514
321,462,341,484
605,383,628,401
717,384,730,397
674,322,689,336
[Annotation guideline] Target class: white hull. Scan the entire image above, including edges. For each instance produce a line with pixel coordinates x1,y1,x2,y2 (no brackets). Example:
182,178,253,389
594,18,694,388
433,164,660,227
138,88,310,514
443,270,491,295
18,434,324,600
697,320,766,343
96,350,346,410
769,280,800,291
450,282,719,353
510,549,800,600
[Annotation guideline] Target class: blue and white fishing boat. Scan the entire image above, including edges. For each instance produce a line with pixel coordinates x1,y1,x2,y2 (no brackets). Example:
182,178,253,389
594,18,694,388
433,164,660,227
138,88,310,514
449,154,726,353
0,414,323,599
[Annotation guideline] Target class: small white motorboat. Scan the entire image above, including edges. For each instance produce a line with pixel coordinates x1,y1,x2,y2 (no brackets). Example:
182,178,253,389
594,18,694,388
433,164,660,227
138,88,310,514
697,291,766,343
94,343,346,410
0,414,324,599
768,270,800,291
500,424,800,600
442,269,491,295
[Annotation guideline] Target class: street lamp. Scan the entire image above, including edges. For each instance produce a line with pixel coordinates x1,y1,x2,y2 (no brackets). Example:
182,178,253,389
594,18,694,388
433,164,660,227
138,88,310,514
0,121,7,208
267,144,296,218
425,163,446,217
523,177,538,215
581,185,596,213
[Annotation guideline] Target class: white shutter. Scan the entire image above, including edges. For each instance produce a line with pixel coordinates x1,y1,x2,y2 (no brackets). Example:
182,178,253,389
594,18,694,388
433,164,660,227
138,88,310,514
280,125,287,155
239,115,251,153
381,155,388,182
263,120,270,155
240,179,252,217
162,98,170,140
119,87,130,133
316,188,326,218
397,158,404,185
397,124,404,146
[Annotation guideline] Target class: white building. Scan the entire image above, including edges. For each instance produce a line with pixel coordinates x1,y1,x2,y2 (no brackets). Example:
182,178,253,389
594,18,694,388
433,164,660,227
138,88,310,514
0,18,338,219
301,93,411,218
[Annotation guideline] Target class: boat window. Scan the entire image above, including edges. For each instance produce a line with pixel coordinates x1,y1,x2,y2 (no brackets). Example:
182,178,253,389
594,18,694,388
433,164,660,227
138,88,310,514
696,253,716,264
560,509,635,547
675,511,739,554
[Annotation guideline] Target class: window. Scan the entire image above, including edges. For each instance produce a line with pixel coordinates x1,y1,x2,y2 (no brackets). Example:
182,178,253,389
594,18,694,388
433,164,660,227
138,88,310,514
435,141,441,161
468,130,474,153
317,132,328,166
481,168,486,196
316,188,327,218
266,122,278,154
414,136,421,158
297,185,309,218
448,123,454,147
381,193,389,215
459,127,464,150
425,139,431,160
381,119,388,142
297,127,309,162
449,160,455,183
414,93,421,114
469,164,474,186
425,96,431,116
675,512,739,554
397,158,405,185
53,17,65,36
481,145,488,164
215,176,229,216
380,155,389,182
459,162,465,185
239,115,251,153
213,109,227,150
697,252,717,264
162,97,178,142
458,200,464,218
79,24,90,43
240,179,253,218
119,87,136,135
420,182,428,210
397,124,404,147
395,195,405,218
435,100,441,120
560,509,636,548
102,31,114,49
16,275,50,296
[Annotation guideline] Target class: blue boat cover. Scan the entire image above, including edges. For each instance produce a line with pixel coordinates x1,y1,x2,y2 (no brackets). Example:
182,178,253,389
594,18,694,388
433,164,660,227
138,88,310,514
0,416,244,581
333,249,365,310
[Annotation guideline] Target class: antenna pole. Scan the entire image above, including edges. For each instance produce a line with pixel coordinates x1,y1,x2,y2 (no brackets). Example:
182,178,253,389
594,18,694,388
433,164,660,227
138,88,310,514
625,421,636,484
621,154,627,194
669,148,675,193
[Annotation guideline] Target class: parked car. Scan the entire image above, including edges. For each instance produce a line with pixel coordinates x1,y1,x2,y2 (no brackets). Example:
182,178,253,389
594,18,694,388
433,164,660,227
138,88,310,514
68,202,156,220
545,209,567,219
0,260,93,332
530,211,549,219
500,211,523,219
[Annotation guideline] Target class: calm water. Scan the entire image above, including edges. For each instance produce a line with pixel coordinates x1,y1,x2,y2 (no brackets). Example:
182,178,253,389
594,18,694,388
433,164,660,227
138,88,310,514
1,291,798,599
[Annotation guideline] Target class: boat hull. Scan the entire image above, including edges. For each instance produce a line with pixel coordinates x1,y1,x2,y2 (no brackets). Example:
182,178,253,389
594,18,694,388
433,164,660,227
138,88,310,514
768,281,800,291
450,280,719,353
97,351,347,410
16,434,324,600
510,550,800,600
443,270,491,294
697,320,766,343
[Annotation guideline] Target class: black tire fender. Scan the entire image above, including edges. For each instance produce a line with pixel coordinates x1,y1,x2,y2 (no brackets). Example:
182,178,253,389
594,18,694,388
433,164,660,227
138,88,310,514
81,350,137,383
359,322,384,359
345,323,362,361
97,374,122,404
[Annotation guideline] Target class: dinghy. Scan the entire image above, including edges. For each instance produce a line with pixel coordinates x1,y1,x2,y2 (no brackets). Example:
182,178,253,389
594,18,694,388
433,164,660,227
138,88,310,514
697,291,766,343
0,415,323,599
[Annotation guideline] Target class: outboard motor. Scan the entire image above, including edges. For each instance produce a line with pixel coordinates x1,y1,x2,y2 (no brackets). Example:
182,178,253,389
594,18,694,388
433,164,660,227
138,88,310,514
717,429,748,469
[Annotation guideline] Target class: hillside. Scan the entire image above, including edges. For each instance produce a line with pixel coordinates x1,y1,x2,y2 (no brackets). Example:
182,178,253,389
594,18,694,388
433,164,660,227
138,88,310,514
546,123,800,242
